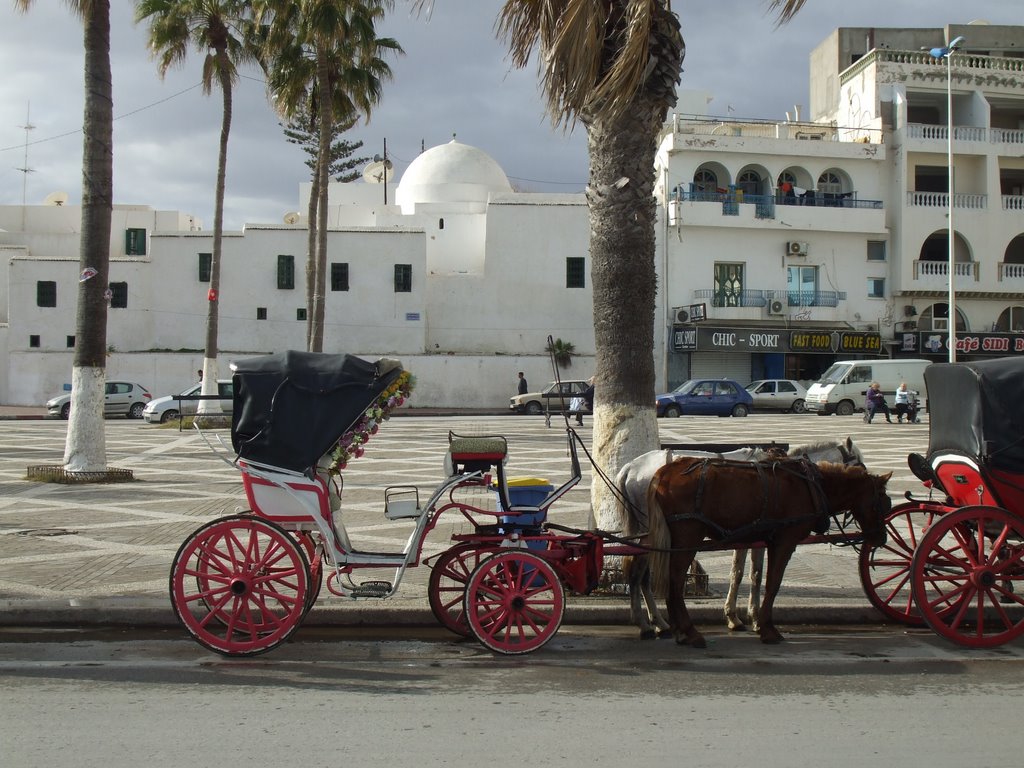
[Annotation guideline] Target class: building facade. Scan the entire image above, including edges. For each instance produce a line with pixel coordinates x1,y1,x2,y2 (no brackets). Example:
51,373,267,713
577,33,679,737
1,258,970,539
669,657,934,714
3,24,1024,407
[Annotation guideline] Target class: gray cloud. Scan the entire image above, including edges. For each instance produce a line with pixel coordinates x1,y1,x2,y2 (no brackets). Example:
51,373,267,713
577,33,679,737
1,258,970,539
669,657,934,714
1,1,1017,229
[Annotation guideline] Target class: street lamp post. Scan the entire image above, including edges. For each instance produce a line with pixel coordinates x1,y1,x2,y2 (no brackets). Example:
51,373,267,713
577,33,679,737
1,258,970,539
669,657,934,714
930,35,965,363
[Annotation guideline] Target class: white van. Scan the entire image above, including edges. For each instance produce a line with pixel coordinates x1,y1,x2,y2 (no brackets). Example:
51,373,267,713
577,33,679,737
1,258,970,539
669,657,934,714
805,359,931,416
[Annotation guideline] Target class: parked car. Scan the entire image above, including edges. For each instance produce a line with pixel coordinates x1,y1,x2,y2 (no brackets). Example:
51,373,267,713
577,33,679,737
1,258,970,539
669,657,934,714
510,380,590,415
143,380,234,424
745,379,808,413
46,381,153,420
655,378,752,418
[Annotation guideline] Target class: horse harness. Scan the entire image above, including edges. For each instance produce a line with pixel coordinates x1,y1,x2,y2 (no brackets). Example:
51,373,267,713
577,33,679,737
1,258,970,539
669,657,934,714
662,457,834,544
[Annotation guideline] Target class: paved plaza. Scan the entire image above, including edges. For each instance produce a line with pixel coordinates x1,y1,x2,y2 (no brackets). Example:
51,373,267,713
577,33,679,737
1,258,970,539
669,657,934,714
0,410,934,628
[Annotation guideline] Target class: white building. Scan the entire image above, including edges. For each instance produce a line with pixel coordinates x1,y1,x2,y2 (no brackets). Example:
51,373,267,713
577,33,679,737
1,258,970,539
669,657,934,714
654,22,1024,384
4,23,1024,407
1,140,592,407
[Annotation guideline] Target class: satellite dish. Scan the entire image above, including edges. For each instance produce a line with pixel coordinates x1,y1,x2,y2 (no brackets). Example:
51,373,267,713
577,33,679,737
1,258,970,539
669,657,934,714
43,191,69,207
283,212,300,225
362,159,393,184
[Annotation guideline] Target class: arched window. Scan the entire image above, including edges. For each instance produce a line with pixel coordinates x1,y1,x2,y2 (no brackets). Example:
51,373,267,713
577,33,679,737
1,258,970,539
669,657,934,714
919,303,966,332
777,171,797,187
995,306,1024,332
738,170,761,197
694,169,717,193
817,171,842,195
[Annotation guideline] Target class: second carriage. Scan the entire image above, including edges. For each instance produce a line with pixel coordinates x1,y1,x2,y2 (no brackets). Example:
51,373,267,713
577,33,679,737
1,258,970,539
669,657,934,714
859,356,1024,648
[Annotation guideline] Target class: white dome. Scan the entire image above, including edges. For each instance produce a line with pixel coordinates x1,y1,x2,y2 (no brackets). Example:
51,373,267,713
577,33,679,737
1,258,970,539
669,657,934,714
395,139,512,211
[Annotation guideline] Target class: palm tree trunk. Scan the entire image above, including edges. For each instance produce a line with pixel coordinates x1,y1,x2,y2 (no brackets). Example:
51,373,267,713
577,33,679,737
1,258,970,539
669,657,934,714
63,0,112,472
199,48,233,414
310,53,332,353
588,8,685,533
305,164,320,350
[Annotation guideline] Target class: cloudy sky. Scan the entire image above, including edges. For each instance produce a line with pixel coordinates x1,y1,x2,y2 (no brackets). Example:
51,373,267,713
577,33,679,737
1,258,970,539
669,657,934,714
0,1,1019,230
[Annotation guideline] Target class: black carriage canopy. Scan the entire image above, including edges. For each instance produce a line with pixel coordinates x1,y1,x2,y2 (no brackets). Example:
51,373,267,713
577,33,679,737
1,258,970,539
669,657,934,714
230,350,404,475
925,357,1024,472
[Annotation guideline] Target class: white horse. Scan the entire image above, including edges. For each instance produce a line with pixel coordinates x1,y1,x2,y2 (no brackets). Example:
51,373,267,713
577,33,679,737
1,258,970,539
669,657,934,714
615,437,864,638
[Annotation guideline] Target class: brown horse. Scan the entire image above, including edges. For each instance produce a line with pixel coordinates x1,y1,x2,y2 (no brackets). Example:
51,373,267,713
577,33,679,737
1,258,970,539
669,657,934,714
646,457,890,648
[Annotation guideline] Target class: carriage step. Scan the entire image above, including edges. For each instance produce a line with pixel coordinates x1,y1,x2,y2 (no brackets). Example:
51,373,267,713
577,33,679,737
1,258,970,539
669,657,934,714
351,580,393,598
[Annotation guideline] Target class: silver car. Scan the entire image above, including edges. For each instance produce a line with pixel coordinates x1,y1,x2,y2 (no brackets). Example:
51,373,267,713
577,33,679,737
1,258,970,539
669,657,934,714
745,379,808,413
142,380,234,424
510,380,589,415
46,381,153,420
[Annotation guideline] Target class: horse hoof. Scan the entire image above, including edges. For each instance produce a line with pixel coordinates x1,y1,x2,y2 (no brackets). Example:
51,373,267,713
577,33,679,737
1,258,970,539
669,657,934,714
726,621,747,632
640,629,658,640
657,628,674,640
759,630,785,644
690,635,707,649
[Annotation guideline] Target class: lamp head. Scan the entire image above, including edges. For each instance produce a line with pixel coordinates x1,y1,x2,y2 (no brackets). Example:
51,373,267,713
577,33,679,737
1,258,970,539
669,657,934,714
949,35,966,50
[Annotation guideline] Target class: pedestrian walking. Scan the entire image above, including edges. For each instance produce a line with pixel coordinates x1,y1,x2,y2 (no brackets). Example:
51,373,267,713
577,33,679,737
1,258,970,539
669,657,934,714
517,371,528,395
864,381,892,424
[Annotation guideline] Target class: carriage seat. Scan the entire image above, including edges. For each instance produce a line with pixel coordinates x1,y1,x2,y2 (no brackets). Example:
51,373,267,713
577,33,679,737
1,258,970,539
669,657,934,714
445,435,508,476
930,452,1003,509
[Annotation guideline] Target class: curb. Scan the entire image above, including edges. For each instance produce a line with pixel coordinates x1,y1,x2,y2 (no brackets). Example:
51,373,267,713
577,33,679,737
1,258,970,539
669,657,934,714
0,597,885,629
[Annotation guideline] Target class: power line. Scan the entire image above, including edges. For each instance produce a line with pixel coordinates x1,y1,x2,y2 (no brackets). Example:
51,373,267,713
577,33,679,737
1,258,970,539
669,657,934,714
0,82,204,154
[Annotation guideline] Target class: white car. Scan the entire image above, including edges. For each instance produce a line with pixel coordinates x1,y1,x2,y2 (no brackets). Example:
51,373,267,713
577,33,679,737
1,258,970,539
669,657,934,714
143,380,234,424
745,379,808,413
46,381,153,420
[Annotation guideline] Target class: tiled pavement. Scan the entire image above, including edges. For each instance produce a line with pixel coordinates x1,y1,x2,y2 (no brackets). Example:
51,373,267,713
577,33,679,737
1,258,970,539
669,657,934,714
0,408,933,627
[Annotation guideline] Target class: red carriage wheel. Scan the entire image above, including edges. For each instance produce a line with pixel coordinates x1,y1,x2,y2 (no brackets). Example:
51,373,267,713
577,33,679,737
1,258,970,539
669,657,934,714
910,505,1024,649
170,515,309,656
463,550,565,655
859,502,945,626
428,543,497,636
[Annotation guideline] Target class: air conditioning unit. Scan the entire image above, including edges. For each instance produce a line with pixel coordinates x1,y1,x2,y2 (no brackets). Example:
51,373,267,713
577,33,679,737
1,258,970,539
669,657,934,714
768,299,786,316
932,318,948,331
672,306,689,323
786,241,808,257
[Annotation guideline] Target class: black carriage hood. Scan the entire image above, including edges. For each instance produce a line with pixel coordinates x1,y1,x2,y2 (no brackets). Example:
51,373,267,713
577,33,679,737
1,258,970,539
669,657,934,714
230,351,404,474
926,357,1024,472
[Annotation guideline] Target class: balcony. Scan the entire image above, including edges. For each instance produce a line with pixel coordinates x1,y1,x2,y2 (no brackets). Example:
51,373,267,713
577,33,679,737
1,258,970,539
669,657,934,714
692,288,847,308
999,263,1024,282
907,191,987,210
906,124,1024,146
912,260,979,280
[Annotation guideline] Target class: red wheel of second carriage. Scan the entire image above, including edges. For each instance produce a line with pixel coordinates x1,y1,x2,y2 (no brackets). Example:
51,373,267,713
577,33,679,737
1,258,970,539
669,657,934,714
170,515,309,656
463,550,564,655
910,505,1024,649
859,502,946,626
428,543,497,637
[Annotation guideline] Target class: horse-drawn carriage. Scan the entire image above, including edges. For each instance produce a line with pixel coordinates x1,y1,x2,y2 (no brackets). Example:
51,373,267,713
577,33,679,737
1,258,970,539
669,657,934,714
859,356,1024,648
170,350,611,656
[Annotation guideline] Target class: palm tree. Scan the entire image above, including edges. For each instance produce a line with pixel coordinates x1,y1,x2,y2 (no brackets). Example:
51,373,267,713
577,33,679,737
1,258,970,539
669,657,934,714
259,0,399,352
16,0,113,473
474,0,808,530
135,0,261,412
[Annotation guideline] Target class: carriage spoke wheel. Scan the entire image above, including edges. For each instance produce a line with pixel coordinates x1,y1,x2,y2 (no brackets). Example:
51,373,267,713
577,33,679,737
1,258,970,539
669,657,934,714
859,503,946,626
463,550,564,655
428,543,496,637
911,506,1024,649
171,515,309,656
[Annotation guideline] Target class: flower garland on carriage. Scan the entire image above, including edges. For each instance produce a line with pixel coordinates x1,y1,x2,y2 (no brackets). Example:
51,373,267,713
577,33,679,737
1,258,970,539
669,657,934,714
327,370,415,473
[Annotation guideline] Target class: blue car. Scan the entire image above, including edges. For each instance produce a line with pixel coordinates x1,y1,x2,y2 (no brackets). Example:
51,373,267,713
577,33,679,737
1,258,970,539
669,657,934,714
656,378,752,418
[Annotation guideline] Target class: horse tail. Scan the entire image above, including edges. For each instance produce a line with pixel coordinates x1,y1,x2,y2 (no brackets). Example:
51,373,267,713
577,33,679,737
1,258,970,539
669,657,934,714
645,478,671,597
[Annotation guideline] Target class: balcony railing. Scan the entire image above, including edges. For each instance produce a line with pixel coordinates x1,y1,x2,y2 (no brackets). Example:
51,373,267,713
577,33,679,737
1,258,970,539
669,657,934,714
999,262,1024,281
676,186,882,210
913,260,980,280
907,191,987,209
692,288,847,308
906,124,1024,145
843,49,1024,87
1003,195,1024,211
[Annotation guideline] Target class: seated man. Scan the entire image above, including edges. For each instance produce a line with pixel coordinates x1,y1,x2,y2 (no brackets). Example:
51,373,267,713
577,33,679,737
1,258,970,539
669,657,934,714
864,381,892,424
893,382,916,424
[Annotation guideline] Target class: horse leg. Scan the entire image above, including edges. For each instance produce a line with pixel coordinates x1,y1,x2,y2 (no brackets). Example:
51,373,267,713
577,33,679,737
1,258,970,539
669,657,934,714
641,566,672,637
627,555,657,640
757,540,800,644
747,547,765,632
667,550,705,648
724,548,748,631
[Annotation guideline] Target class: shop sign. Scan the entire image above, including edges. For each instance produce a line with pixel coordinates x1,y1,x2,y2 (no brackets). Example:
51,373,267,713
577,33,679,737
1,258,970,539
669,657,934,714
704,329,783,351
837,332,882,353
672,327,697,351
918,332,1024,356
789,331,839,353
